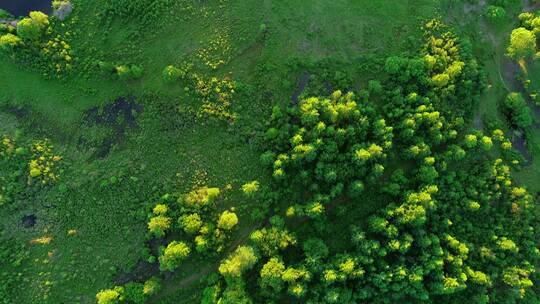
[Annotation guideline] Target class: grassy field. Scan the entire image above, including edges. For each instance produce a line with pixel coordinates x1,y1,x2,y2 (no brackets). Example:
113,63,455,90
5,0,540,303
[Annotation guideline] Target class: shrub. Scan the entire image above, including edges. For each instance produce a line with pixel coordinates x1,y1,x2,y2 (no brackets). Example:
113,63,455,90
485,5,506,23
162,65,183,82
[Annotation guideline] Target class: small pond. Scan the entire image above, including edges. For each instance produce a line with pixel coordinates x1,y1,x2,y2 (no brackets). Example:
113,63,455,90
0,0,52,18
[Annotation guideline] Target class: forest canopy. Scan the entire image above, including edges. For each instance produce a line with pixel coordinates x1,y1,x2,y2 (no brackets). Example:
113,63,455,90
1,0,540,304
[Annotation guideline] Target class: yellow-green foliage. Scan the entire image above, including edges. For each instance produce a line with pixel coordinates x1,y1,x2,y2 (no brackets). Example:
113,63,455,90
153,203,168,215
196,28,232,70
242,180,260,197
179,213,203,234
217,210,238,230
219,246,258,277
423,20,465,92
143,277,162,296
260,257,286,291
28,139,62,184
0,33,22,50
42,35,74,73
52,0,70,10
96,286,123,304
193,74,237,121
159,241,191,271
16,11,49,41
250,226,296,256
0,136,16,156
183,186,221,210
507,27,537,60
148,215,171,238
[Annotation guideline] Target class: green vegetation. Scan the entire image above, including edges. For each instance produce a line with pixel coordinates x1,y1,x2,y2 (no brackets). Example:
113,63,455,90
2,0,540,303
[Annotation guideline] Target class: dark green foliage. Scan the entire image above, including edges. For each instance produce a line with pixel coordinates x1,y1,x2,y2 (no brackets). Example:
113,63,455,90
485,5,506,23
502,92,533,130
100,0,188,28
0,233,29,303
123,282,146,304
116,65,144,80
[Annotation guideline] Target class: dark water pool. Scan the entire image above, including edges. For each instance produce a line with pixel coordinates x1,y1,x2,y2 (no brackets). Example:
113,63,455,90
0,0,52,18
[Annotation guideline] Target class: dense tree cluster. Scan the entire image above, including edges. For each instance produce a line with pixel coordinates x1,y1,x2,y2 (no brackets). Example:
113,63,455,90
0,10,75,77
0,135,62,209
262,90,393,217
199,20,540,304
16,11,49,41
384,20,485,121
0,11,50,50
146,186,240,271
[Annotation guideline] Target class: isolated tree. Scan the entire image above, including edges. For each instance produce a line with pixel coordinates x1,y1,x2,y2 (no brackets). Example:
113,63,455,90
480,136,493,151
98,61,115,74
159,241,190,271
217,210,238,230
115,65,130,79
507,27,536,60
464,134,478,149
485,5,506,23
130,65,143,78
